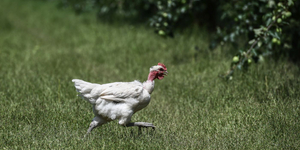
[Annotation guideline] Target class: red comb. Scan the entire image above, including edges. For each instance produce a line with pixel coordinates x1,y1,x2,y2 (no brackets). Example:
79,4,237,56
158,63,167,70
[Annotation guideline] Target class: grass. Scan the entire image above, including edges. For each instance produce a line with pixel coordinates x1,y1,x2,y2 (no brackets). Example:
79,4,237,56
1,0,300,149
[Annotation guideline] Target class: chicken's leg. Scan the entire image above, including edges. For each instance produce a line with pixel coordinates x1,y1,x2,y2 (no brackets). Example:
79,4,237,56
125,122,156,129
84,116,106,137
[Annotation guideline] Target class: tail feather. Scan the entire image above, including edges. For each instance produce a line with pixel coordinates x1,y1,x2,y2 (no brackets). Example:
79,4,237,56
72,79,97,104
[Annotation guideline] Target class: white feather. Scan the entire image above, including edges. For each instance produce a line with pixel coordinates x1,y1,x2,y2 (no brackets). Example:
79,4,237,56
72,63,167,134
72,79,151,125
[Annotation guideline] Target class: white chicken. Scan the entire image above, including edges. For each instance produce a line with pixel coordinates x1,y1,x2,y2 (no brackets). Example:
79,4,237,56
72,63,168,135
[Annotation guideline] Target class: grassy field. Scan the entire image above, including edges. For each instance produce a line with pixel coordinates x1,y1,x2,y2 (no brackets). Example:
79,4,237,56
1,0,300,149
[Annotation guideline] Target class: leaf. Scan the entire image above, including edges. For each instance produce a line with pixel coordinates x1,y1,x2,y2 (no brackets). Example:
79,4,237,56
269,31,280,39
274,32,280,40
248,39,256,44
264,13,272,18
237,64,242,70
181,7,186,13
217,27,221,34
238,14,243,19
267,42,273,50
223,36,228,42
253,28,262,35
257,41,262,47
288,0,294,6
268,0,276,8
266,18,272,26
252,49,258,56
158,17,162,22
282,21,290,25
230,33,235,42
168,13,172,19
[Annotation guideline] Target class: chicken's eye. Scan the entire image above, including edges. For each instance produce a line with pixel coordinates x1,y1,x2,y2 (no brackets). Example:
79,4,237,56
159,68,164,71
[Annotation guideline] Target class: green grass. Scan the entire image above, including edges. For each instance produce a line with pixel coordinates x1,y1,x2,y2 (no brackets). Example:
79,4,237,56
1,0,300,149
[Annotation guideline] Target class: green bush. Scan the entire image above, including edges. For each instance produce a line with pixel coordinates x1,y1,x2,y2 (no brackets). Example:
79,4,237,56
214,0,297,78
57,0,299,77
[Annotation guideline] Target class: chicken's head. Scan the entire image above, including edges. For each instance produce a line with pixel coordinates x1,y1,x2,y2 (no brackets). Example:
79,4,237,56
149,63,168,80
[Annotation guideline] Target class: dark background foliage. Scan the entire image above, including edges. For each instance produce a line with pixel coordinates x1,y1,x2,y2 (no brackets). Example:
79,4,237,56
57,0,299,74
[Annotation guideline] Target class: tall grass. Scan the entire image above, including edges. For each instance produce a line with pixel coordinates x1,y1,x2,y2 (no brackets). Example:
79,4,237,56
0,0,299,149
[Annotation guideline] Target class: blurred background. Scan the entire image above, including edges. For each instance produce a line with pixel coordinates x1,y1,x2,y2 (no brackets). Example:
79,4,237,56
0,0,299,149
57,0,300,63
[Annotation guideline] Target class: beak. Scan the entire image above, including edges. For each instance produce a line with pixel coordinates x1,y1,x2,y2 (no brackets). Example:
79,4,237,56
164,71,168,76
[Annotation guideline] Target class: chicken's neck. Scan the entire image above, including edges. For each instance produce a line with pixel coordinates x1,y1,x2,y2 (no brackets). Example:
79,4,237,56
143,72,156,94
